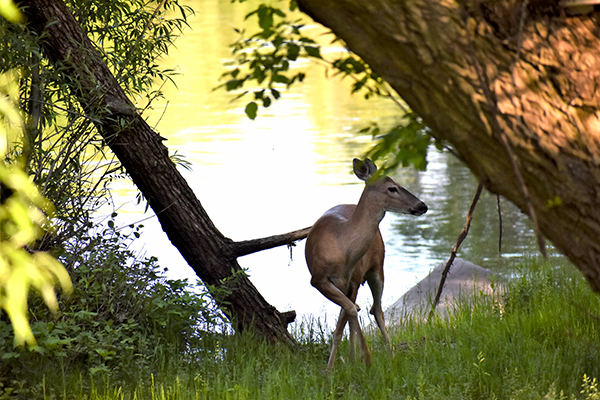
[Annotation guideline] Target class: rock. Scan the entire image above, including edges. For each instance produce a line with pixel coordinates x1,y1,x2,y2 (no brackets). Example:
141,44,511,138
384,258,502,325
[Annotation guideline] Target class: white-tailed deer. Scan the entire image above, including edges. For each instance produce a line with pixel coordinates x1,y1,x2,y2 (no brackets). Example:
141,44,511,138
305,158,427,370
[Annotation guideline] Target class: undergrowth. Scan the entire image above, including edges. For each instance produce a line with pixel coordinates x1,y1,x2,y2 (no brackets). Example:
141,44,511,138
0,219,229,399
2,258,600,400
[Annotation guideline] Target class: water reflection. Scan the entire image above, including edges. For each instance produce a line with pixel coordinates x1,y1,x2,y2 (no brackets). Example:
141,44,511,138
384,150,552,271
104,0,562,328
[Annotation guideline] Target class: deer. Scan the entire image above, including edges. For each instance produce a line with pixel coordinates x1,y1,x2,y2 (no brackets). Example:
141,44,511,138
305,158,428,370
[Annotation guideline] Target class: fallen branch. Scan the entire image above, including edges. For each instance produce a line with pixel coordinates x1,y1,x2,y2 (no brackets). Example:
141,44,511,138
428,183,483,322
230,226,312,258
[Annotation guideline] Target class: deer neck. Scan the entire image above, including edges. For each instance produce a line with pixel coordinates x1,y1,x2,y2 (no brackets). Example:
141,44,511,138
340,189,384,263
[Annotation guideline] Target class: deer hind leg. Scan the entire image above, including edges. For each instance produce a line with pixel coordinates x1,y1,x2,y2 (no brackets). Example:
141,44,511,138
365,269,391,350
328,307,371,370
348,314,371,367
345,281,371,367
328,308,348,370
346,282,360,363
311,277,370,369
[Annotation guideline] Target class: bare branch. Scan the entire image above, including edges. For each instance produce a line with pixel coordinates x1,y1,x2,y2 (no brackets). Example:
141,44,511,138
230,227,311,258
428,183,483,322
497,195,503,257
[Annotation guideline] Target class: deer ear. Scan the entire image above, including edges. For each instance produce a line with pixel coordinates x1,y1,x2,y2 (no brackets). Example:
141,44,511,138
364,158,377,175
353,158,378,182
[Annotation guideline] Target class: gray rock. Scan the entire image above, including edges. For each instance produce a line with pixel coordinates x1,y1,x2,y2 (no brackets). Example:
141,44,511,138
384,258,503,325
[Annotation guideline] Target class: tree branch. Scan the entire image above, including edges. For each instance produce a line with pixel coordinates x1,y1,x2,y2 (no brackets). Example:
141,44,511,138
231,227,311,258
428,183,483,322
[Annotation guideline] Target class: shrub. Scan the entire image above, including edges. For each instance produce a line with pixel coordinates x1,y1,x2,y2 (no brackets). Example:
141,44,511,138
0,219,227,399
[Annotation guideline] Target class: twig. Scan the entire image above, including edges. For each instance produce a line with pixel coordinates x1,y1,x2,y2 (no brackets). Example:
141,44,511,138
497,195,503,257
428,183,483,322
116,0,168,81
515,0,530,65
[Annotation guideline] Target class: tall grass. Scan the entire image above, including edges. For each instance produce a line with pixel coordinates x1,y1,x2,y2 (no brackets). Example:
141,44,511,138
40,258,600,399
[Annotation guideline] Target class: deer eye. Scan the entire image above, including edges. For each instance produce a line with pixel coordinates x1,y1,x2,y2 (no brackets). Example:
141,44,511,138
388,186,399,194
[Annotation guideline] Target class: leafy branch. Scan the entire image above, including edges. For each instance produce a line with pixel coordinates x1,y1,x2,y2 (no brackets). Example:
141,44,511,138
360,113,439,173
217,3,321,119
222,1,446,170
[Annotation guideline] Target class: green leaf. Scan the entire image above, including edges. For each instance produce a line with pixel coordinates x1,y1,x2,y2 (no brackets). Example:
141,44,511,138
272,35,284,49
350,58,366,73
287,44,300,61
257,6,273,31
303,45,321,58
245,102,258,120
352,77,367,93
0,1,24,23
272,74,290,84
358,125,373,134
225,79,244,91
1,352,20,360
253,90,265,100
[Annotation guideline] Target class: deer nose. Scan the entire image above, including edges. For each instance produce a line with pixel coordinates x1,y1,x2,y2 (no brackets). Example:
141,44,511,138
412,202,428,215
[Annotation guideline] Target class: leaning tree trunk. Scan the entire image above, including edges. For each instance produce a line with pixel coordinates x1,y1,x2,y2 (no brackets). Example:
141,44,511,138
297,0,600,291
21,0,304,344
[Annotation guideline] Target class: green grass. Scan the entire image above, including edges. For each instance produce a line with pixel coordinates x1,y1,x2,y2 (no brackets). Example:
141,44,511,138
30,259,600,399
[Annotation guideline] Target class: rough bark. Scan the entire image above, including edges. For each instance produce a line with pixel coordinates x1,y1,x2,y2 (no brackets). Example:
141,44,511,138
296,0,600,291
21,0,299,344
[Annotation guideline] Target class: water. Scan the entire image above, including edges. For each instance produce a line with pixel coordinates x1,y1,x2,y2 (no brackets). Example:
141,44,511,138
103,0,560,327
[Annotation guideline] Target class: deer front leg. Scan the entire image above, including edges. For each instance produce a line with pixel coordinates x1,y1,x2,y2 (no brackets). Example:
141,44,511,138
365,269,391,350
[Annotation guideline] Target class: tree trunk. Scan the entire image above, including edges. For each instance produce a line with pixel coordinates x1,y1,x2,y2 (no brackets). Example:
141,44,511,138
296,0,600,291
21,0,302,344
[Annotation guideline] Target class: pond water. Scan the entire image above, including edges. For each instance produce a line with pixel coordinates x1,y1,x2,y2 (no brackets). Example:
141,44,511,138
104,0,561,327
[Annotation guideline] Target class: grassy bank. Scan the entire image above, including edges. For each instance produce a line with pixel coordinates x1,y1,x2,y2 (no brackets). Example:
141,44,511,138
23,259,600,399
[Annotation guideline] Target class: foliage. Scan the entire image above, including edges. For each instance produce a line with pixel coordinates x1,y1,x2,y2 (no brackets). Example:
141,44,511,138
0,0,196,350
0,217,228,399
68,0,192,101
221,1,445,170
1,67,72,347
0,1,217,396
0,0,193,253
217,2,320,120
0,0,23,23
360,112,441,172
0,0,194,346
220,1,396,117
